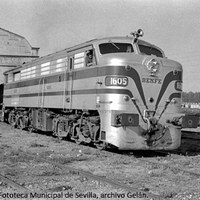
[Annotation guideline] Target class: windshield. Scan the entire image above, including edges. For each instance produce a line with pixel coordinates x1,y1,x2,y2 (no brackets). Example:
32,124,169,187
99,43,134,54
138,44,163,58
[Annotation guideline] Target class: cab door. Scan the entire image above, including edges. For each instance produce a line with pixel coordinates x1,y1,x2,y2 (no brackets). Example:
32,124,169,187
38,77,45,108
72,47,97,110
63,56,73,110
64,46,98,111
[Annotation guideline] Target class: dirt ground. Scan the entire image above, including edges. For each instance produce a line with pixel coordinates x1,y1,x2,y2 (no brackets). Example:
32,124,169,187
0,122,200,200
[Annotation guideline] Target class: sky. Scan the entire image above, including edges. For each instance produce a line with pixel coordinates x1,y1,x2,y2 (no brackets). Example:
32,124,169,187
0,0,199,92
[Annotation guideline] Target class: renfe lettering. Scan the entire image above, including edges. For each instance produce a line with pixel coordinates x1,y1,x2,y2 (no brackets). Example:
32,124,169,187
142,77,162,84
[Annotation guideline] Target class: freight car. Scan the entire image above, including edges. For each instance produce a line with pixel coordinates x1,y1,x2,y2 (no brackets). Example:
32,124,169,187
2,29,198,150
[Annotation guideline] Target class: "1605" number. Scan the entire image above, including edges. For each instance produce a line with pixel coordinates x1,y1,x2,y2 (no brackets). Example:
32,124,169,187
105,76,128,86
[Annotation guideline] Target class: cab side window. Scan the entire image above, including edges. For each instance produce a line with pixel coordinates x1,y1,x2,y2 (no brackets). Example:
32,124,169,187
72,47,96,69
85,49,96,67
74,52,84,69
85,50,93,67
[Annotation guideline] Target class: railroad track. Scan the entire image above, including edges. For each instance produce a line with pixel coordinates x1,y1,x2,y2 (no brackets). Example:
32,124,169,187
33,144,200,199
2,149,199,200
139,157,200,177
1,122,200,199
39,156,162,200
109,149,200,178
181,130,200,140
0,153,161,200
1,152,200,200
0,173,29,192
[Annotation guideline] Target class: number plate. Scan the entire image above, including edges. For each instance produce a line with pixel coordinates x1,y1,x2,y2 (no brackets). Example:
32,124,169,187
105,76,128,86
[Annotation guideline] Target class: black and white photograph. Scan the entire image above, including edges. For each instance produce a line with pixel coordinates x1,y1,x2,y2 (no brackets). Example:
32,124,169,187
0,0,200,199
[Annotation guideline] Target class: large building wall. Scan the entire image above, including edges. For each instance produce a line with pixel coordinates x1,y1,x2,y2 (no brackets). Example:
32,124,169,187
0,28,39,84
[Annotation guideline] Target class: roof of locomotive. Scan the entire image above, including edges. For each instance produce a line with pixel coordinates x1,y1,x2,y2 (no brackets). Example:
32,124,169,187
4,36,163,74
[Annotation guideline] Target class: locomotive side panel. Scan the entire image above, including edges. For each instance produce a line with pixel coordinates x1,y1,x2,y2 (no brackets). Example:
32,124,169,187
3,71,100,110
3,75,66,108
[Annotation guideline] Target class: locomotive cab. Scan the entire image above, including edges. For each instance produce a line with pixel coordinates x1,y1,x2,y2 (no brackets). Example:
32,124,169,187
92,31,185,150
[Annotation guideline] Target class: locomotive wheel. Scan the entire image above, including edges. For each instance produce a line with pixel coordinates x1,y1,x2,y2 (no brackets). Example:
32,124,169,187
18,117,25,130
28,127,34,133
74,126,85,145
95,141,106,150
8,113,17,128
74,137,82,145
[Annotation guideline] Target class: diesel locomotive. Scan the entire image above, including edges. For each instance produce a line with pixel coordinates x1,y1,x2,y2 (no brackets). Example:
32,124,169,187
2,29,198,150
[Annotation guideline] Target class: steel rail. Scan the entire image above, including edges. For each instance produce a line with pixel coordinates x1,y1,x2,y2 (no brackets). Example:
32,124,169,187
0,154,161,199
118,150,200,178
33,156,162,200
139,158,200,177
2,121,200,198
0,173,29,191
